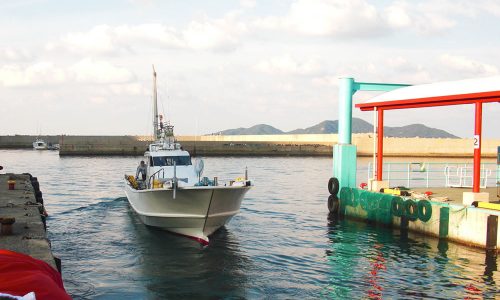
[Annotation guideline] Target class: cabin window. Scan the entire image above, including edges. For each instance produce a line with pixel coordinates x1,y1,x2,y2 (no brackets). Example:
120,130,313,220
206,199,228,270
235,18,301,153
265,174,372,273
151,156,192,166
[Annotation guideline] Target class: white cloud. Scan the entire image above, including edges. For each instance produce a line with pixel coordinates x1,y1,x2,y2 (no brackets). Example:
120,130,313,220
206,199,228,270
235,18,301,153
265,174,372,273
50,14,247,55
254,0,385,37
240,0,256,9
253,0,500,38
311,75,340,87
182,15,246,51
0,48,34,62
480,0,500,16
384,3,412,28
109,83,146,95
439,54,498,76
89,96,107,104
255,55,324,76
383,57,431,83
58,25,117,55
0,62,66,87
70,58,135,84
114,23,183,49
0,59,134,87
384,1,456,35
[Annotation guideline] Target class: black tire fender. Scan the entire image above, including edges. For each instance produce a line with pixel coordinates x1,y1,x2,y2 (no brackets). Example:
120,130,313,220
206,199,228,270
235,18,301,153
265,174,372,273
328,177,340,196
328,194,339,213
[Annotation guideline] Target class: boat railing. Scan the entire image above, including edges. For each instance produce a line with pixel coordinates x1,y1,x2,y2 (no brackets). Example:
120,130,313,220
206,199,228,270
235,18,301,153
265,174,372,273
366,162,498,188
148,168,165,189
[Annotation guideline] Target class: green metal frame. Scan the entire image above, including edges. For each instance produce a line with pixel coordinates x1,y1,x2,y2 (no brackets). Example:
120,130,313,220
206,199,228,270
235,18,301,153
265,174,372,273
334,78,410,189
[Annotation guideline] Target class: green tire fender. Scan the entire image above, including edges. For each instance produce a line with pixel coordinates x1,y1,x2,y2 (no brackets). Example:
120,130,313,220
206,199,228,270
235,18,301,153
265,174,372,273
391,196,405,217
417,199,433,222
404,199,419,221
379,194,393,212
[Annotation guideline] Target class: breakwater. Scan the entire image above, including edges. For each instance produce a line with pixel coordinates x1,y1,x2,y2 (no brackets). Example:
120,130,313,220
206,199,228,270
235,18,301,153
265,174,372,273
0,173,58,270
0,135,60,148
1,134,499,157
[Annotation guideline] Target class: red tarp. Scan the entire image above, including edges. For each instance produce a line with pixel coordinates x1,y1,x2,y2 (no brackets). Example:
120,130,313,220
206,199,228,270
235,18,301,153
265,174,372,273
0,249,71,300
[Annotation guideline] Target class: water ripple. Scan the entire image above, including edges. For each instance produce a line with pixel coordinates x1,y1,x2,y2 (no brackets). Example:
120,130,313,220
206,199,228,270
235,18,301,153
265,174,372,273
1,150,498,299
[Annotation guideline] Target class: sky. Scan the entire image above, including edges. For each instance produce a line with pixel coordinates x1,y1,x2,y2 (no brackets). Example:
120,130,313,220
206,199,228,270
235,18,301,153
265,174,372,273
0,0,499,138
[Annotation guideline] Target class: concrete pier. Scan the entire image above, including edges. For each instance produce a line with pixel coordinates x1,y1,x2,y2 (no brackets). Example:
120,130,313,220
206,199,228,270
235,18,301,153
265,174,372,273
334,187,500,251
0,173,57,270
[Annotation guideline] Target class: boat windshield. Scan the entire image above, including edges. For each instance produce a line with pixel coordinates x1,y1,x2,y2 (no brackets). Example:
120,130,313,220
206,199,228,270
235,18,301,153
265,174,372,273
151,156,192,166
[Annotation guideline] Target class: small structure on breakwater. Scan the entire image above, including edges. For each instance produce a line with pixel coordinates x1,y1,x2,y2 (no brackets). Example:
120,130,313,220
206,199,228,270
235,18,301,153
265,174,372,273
328,76,500,251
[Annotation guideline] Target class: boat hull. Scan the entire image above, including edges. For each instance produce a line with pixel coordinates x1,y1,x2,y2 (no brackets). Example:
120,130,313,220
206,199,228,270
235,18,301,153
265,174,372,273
124,183,250,244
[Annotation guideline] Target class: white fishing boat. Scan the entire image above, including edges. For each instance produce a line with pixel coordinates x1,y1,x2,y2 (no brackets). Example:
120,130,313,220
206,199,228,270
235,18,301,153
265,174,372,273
124,67,252,245
33,138,47,150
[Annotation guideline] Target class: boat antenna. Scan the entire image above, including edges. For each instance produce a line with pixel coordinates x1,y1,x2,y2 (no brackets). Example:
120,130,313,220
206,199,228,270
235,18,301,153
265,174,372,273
152,65,159,139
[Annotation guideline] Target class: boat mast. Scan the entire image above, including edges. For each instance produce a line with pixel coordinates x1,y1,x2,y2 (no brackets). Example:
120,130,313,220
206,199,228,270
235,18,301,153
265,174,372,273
152,65,159,139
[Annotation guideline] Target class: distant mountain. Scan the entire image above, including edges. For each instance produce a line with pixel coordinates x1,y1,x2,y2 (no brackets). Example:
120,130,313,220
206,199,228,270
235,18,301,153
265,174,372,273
217,124,283,135
213,118,458,138
288,118,374,134
384,124,457,138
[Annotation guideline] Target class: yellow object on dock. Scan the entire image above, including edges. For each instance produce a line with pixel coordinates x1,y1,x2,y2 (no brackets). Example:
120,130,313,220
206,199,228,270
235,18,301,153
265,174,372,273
380,188,410,196
477,202,500,211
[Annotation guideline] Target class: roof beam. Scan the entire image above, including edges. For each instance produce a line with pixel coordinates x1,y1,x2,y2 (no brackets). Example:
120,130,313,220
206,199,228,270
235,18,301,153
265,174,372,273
358,96,500,111
353,82,411,92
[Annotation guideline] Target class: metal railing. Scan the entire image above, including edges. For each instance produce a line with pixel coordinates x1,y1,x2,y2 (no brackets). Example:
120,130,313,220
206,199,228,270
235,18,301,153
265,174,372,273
147,168,165,189
366,162,498,188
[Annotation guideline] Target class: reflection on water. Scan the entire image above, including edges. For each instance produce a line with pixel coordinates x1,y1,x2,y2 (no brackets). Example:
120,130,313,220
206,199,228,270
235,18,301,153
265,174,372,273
127,206,251,299
0,150,498,299
324,213,499,299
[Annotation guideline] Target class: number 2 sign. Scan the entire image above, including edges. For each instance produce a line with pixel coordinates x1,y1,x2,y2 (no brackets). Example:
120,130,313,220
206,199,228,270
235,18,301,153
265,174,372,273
473,135,480,149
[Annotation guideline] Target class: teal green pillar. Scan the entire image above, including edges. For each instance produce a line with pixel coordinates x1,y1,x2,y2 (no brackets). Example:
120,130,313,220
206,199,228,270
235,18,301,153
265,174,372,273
338,78,354,144
334,78,357,189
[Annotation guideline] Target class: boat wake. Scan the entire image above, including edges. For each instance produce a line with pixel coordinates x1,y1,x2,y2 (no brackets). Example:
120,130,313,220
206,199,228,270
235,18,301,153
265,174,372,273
51,197,127,217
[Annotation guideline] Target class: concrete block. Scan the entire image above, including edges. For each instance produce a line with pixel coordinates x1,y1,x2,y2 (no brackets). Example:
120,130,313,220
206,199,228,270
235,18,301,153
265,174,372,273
369,180,389,192
463,192,490,206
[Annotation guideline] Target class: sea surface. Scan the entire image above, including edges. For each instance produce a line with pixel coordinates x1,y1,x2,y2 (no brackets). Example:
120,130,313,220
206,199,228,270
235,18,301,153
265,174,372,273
1,150,498,299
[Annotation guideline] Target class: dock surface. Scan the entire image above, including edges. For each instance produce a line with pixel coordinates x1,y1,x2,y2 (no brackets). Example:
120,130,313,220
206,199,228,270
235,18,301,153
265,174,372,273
412,186,499,205
0,174,56,269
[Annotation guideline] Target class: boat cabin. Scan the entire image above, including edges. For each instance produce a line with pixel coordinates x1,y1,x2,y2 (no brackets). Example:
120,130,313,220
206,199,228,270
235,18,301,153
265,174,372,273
144,143,198,186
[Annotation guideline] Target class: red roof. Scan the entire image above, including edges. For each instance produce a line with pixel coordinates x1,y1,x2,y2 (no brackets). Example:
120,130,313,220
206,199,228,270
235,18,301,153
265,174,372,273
356,76,500,111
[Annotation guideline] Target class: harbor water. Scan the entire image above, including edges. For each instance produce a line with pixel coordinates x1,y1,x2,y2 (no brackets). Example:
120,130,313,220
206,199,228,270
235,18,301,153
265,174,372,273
0,149,498,299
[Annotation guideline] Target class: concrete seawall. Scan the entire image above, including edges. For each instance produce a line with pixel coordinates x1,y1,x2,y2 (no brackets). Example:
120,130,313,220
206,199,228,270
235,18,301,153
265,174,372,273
0,135,60,149
1,134,499,157
337,187,500,251
59,134,499,157
0,173,58,270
